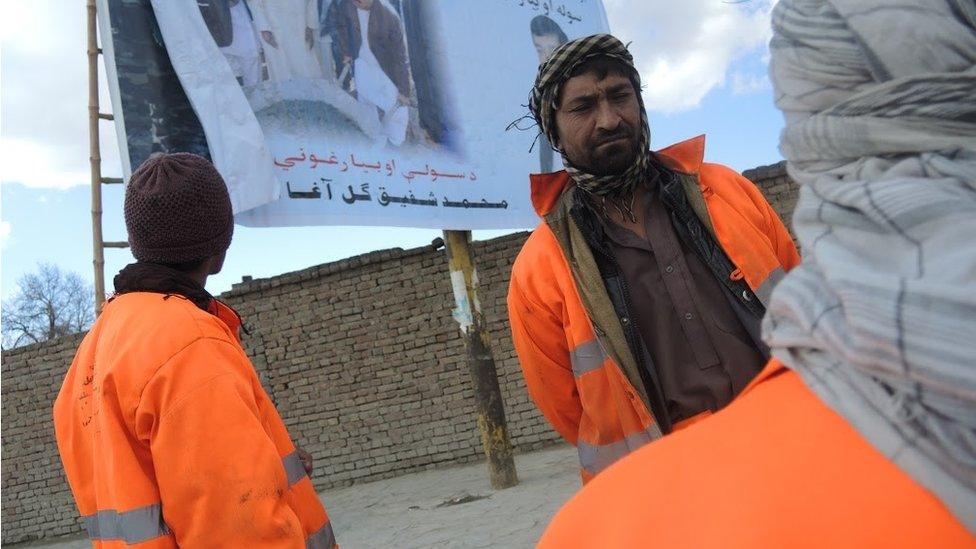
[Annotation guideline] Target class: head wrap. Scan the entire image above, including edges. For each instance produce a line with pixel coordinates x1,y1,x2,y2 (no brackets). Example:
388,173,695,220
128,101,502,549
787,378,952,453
766,0,976,532
528,34,651,220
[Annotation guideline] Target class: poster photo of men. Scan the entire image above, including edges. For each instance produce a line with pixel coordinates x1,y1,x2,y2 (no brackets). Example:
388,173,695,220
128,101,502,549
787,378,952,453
197,0,268,88
197,0,447,151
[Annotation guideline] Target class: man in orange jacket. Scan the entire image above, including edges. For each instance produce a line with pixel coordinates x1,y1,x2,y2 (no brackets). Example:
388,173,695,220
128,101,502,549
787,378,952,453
54,153,336,548
539,0,975,545
507,34,800,482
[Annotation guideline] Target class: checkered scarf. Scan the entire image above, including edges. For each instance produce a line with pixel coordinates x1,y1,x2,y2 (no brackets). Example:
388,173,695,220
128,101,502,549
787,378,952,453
528,34,652,219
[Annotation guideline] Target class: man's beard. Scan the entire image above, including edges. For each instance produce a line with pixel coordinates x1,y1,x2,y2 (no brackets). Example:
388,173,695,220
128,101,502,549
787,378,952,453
581,127,639,176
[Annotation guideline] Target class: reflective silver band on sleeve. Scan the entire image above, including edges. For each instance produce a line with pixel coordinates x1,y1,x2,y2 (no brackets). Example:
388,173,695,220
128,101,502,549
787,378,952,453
283,451,308,486
83,503,171,544
306,521,337,549
570,339,607,377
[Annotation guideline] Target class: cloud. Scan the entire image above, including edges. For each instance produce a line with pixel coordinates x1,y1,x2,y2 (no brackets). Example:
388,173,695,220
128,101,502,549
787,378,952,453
1,137,92,189
1,0,122,189
605,0,776,113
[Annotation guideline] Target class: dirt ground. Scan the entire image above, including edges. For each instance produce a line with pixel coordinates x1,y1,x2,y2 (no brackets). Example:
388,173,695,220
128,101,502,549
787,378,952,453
18,445,580,549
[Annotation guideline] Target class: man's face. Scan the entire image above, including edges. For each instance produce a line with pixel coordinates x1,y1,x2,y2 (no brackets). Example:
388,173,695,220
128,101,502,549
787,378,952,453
533,34,563,64
353,0,374,10
553,70,641,176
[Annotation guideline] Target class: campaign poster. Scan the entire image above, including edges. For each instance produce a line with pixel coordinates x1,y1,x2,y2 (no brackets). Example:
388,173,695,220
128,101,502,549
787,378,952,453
100,0,609,229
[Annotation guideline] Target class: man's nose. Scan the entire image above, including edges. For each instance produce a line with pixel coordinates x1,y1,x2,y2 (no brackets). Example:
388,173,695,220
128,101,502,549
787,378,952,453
594,100,622,132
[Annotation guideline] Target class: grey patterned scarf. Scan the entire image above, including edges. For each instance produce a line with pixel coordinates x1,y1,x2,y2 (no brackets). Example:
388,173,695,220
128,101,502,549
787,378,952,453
767,0,976,533
528,34,652,221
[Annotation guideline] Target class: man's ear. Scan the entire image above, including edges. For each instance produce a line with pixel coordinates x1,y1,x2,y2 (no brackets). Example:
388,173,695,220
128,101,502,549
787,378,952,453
208,250,228,275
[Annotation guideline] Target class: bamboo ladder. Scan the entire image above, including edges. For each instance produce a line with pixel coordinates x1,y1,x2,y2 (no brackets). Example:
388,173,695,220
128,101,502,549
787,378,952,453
87,0,127,313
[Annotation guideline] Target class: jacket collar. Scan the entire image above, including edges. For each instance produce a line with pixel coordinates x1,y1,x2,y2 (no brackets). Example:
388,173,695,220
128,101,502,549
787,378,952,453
529,134,707,217
209,299,244,343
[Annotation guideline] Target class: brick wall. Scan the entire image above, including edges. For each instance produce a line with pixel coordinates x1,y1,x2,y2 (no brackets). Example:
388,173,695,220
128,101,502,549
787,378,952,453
2,333,89,541
1,164,796,544
219,233,553,493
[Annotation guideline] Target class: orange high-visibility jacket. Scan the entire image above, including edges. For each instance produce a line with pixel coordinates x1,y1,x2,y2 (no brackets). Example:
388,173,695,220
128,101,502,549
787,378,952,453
539,361,974,547
508,136,801,482
54,293,336,548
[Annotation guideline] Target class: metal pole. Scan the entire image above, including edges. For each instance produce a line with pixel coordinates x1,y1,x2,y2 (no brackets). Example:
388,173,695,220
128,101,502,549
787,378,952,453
87,0,106,313
442,230,519,489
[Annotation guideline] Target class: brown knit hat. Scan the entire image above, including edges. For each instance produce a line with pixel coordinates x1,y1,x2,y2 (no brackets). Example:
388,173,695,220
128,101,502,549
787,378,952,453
124,153,234,264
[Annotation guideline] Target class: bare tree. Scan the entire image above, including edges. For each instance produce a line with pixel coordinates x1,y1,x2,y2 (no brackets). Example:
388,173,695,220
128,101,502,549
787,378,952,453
2,263,95,349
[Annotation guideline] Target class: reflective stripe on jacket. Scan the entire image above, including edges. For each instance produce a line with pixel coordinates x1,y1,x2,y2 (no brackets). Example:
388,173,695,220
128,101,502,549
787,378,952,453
54,293,336,548
508,135,801,481
538,361,974,547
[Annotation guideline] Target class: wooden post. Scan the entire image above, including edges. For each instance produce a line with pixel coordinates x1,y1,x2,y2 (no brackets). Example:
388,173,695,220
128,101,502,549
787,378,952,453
87,0,106,313
442,230,519,489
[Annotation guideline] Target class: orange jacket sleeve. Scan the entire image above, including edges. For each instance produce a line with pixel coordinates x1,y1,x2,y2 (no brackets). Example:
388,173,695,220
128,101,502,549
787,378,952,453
762,195,801,271
732,170,802,271
508,275,582,445
136,338,306,548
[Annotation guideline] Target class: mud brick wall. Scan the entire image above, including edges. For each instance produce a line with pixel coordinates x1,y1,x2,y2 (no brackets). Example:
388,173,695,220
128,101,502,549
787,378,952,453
1,165,797,543
2,333,89,542
220,234,553,492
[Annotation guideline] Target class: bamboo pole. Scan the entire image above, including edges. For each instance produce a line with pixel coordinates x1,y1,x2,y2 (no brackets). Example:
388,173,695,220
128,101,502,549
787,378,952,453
442,230,519,489
87,0,107,313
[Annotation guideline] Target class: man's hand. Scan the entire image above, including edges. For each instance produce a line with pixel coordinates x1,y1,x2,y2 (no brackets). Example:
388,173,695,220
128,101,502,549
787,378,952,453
342,55,353,66
305,27,315,50
262,31,278,48
396,93,412,107
297,447,313,476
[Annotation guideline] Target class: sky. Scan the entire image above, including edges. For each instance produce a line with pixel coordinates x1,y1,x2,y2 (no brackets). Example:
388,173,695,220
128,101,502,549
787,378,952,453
0,0,785,301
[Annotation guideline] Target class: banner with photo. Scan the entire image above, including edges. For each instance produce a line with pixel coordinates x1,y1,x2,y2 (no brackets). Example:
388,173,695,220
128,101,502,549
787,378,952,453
99,0,609,229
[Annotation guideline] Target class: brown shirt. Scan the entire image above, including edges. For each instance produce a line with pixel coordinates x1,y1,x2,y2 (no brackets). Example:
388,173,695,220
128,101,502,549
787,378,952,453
600,189,766,425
